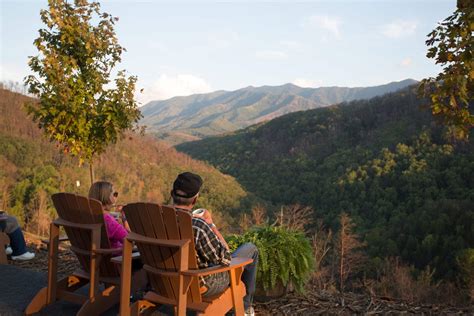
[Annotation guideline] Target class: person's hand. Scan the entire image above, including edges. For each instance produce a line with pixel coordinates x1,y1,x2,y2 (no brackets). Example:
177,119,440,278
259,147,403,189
193,209,213,225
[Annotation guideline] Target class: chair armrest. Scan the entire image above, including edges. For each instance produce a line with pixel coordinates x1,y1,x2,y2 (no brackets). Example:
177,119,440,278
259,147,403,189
110,251,141,265
93,247,122,255
53,218,102,231
126,232,190,249
141,257,253,278
69,245,122,256
182,257,253,277
41,236,69,245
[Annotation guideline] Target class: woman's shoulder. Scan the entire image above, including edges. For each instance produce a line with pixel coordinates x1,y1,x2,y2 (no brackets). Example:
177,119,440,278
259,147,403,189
103,212,116,224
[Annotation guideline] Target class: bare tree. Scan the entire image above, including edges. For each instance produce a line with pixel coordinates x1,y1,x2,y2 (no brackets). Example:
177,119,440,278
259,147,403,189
312,220,333,290
275,204,313,232
238,213,251,233
28,189,50,237
335,212,366,293
251,203,267,226
238,204,267,233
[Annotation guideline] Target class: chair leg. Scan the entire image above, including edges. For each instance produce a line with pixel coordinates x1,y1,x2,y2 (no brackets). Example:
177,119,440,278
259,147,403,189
176,274,189,316
24,287,48,315
229,267,245,316
120,237,135,316
130,300,156,315
77,284,120,316
25,275,88,315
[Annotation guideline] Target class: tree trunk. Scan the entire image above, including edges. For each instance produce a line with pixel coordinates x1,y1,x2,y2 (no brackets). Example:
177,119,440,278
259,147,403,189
89,162,95,185
340,232,344,293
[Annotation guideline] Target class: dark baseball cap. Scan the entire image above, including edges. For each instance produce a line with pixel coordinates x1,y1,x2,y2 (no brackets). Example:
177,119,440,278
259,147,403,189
172,172,203,198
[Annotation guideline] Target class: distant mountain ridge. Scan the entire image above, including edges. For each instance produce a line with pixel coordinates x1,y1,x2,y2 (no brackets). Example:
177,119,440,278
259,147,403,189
176,87,474,281
141,79,418,144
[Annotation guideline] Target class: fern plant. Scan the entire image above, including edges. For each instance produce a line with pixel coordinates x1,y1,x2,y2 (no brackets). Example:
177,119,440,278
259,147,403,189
227,225,314,293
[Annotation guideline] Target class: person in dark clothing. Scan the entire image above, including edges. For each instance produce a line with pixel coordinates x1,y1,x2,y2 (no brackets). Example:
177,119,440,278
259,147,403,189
171,172,258,316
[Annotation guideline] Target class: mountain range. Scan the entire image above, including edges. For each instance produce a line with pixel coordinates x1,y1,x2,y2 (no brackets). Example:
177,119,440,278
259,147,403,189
141,79,418,144
176,86,474,280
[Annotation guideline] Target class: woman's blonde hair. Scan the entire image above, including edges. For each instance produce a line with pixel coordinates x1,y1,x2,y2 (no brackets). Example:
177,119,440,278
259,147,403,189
88,181,114,207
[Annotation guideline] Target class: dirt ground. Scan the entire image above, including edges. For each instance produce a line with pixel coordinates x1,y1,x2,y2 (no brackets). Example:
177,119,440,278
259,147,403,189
8,233,473,315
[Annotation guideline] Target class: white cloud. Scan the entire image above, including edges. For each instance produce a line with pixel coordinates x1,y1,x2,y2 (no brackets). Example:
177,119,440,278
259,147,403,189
381,20,417,38
137,74,212,104
305,15,342,38
292,78,323,88
400,57,413,67
255,50,288,60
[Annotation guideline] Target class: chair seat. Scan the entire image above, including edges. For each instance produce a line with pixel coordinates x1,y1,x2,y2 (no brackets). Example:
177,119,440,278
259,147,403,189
72,269,121,285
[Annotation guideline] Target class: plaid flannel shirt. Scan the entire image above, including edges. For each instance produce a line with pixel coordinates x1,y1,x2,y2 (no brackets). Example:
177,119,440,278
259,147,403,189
191,217,231,287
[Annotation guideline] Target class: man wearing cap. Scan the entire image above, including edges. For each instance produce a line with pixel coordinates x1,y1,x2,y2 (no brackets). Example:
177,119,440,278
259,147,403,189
171,172,258,316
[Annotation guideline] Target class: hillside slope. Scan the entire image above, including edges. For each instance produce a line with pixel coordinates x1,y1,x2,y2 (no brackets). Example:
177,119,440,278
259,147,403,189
0,88,250,232
177,86,474,279
141,79,417,144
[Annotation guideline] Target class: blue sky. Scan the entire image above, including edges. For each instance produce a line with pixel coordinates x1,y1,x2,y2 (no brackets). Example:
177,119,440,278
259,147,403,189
1,0,456,104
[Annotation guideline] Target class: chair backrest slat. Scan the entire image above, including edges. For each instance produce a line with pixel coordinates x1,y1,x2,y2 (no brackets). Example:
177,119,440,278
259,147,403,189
124,203,177,300
145,203,179,299
161,205,184,300
176,210,202,303
124,203,163,294
162,206,182,270
54,193,91,272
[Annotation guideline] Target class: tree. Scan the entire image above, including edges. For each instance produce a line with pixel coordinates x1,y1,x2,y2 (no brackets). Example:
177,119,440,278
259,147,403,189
251,203,267,226
274,204,314,233
457,248,474,300
419,0,473,140
25,0,142,183
335,213,366,293
311,220,333,290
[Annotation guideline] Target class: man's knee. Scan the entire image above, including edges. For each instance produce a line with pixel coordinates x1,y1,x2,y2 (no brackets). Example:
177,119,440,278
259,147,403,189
6,215,19,233
246,243,258,259
235,242,258,259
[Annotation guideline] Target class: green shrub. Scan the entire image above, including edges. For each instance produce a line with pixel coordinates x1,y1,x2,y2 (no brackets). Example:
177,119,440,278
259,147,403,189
227,225,314,293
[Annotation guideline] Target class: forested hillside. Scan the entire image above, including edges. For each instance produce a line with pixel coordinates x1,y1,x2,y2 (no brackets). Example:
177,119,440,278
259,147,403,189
177,86,474,280
0,88,251,234
141,79,417,144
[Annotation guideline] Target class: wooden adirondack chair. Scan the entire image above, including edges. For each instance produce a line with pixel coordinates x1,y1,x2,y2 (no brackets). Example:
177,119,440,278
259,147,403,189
118,203,253,316
25,193,144,315
0,216,9,264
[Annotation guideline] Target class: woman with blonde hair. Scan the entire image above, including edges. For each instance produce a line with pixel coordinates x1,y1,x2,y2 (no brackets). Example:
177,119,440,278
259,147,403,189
88,181,129,250
89,181,147,294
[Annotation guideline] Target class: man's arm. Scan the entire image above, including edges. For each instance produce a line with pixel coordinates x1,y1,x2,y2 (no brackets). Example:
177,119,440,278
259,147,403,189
209,223,229,250
194,209,229,249
193,210,231,266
